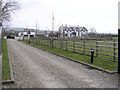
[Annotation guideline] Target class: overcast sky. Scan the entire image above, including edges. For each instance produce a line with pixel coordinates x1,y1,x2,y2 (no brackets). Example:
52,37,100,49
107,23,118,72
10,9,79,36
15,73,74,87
9,0,119,33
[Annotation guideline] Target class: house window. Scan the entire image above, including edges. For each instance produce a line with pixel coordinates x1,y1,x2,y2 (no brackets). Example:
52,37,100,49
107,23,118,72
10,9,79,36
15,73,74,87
28,30,31,34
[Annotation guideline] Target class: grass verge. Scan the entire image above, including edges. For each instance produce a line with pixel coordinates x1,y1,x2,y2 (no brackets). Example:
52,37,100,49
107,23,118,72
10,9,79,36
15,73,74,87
2,39,11,81
20,40,118,72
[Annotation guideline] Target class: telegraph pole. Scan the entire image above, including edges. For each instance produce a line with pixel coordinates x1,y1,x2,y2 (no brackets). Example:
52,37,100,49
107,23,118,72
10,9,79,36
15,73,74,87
35,21,38,37
52,12,54,37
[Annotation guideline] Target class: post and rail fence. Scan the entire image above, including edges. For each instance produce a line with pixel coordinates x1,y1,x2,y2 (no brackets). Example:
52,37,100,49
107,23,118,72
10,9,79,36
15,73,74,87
27,36,118,63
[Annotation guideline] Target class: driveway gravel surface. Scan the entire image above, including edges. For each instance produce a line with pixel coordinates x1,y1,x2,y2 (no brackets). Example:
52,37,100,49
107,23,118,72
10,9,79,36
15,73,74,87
3,39,120,88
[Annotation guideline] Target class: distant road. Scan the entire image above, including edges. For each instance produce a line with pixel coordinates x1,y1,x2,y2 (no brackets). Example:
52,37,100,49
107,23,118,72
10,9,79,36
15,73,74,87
4,39,119,88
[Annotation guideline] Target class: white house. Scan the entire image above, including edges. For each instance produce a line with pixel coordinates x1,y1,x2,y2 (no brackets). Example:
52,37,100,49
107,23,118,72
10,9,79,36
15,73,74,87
18,29,36,40
59,25,88,38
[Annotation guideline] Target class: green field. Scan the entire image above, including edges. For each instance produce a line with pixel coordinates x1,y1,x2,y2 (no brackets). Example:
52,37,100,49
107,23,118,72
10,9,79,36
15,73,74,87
20,39,118,72
2,39,11,81
113,37,118,41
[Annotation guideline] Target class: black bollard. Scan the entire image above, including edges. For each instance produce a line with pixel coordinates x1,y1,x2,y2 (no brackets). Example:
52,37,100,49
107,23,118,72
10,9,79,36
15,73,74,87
91,49,94,63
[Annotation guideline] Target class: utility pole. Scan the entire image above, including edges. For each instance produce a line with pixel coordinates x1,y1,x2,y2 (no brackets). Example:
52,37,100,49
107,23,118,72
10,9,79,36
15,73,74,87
35,22,38,37
52,12,54,38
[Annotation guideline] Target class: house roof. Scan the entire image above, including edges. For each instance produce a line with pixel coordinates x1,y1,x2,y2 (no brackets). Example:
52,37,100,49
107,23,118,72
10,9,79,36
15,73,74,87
59,25,88,32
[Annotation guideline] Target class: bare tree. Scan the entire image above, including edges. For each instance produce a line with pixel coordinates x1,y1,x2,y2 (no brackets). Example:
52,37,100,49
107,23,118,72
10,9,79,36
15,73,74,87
89,28,97,34
0,0,20,24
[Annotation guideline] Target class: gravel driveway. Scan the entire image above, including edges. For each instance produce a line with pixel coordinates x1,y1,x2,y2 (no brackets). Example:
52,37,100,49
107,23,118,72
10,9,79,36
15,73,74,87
3,39,120,88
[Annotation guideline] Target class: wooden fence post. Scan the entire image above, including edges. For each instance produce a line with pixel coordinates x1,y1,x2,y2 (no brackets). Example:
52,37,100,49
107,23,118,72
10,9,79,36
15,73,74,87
44,38,46,45
54,39,56,48
39,37,40,45
36,37,37,45
113,40,116,61
45,38,47,46
49,38,50,47
66,40,68,51
46,37,48,46
59,39,61,49
45,38,46,46
43,38,44,45
44,38,46,46
50,38,51,47
40,38,41,45
34,37,35,43
47,38,50,47
48,38,49,46
83,40,85,54
96,40,98,57
46,38,48,46
62,39,63,50
60,39,61,49
73,40,75,52
41,38,42,45
52,39,54,48
38,37,39,45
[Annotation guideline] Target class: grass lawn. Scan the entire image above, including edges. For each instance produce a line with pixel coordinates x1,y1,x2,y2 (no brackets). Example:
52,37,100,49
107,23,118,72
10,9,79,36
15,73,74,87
2,39,11,81
20,40,118,72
